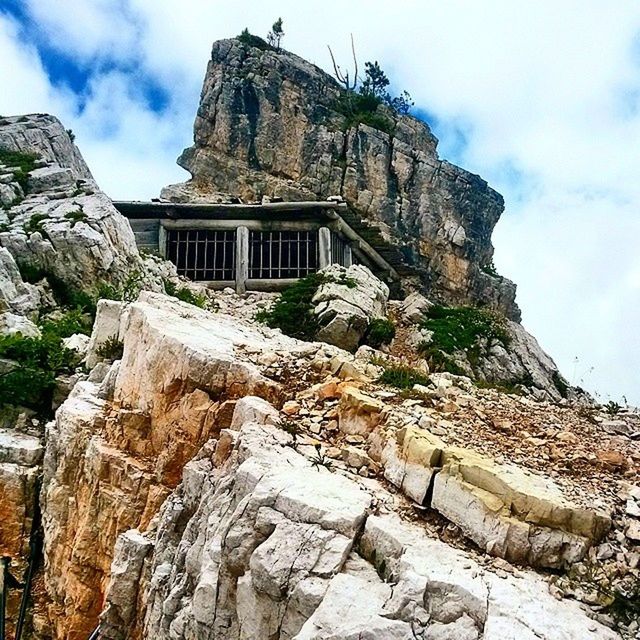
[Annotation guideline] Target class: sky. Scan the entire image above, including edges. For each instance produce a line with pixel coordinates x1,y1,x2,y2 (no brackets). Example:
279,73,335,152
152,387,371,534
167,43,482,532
1,0,639,404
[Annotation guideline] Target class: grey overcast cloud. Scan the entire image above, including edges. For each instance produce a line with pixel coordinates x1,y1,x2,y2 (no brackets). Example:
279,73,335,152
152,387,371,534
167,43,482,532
1,0,639,403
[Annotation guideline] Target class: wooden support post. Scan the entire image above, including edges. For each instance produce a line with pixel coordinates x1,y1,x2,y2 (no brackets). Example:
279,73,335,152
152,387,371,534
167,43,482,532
319,226,331,269
236,226,249,293
158,224,167,258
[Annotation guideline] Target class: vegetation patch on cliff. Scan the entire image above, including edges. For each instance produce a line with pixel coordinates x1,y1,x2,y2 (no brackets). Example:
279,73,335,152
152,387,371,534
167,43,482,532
418,305,510,374
256,272,325,340
0,311,88,414
0,147,37,191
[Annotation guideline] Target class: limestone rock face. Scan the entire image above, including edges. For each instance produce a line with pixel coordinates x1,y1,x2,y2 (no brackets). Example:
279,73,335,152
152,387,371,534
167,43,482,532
98,404,618,640
0,430,42,563
40,293,326,639
0,113,93,181
313,264,389,351
172,38,519,319
0,114,164,298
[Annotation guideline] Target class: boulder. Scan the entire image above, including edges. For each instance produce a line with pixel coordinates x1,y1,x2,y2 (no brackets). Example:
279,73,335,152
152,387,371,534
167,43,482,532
400,291,434,324
312,264,389,351
0,311,40,337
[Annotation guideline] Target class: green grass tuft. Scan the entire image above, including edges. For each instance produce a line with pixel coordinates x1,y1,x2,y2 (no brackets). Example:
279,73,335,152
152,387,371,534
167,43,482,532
0,148,37,191
378,363,430,389
364,318,396,348
163,280,208,309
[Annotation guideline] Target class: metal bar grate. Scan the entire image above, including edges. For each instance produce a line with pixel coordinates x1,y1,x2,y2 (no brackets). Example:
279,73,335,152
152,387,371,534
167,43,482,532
249,230,319,279
166,229,236,281
330,231,347,266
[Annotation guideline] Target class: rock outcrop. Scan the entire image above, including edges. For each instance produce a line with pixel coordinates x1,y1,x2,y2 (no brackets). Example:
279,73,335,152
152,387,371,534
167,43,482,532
313,264,389,351
167,38,519,319
96,399,619,640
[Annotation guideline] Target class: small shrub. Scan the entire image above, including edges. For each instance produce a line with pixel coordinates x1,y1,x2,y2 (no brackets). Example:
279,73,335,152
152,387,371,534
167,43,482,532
480,260,499,277
66,129,76,142
17,263,96,314
41,309,92,339
23,212,49,236
96,281,121,301
0,148,37,191
364,318,396,348
335,93,395,135
96,336,124,361
164,280,208,309
237,28,272,51
64,208,87,227
256,273,327,340
378,363,430,389
122,270,144,302
0,330,79,414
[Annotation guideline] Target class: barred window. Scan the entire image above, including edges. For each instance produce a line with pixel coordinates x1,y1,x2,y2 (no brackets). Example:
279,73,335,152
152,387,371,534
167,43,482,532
249,230,318,279
331,231,348,266
166,229,236,281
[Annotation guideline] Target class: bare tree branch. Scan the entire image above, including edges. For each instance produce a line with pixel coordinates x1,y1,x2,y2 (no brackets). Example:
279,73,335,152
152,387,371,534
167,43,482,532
350,33,358,91
328,45,348,88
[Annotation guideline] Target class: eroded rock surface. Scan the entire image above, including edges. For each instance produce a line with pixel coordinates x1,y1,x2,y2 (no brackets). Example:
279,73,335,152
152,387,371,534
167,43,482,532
167,38,519,319
98,402,619,640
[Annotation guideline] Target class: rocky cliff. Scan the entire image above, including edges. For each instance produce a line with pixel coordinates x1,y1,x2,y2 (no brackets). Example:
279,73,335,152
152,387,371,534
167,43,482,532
0,73,638,640
164,38,519,319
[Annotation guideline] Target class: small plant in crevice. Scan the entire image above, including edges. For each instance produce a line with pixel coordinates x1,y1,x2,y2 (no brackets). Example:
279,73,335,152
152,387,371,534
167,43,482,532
96,336,124,361
0,148,37,191
378,363,430,389
604,400,622,416
363,317,396,348
64,207,87,227
23,212,49,237
277,417,301,445
310,443,333,471
368,548,389,582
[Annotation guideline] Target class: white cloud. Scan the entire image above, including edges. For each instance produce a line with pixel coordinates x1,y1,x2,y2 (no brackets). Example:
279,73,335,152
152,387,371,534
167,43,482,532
1,1,639,403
